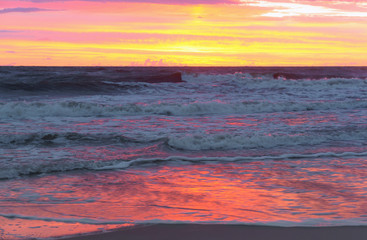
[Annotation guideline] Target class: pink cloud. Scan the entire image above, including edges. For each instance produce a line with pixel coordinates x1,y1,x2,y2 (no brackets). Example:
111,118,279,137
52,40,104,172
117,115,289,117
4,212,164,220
240,0,367,18
140,58,184,66
0,7,55,14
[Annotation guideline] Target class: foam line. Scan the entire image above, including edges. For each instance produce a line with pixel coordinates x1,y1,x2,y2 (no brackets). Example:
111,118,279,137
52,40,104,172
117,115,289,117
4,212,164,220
0,213,129,225
2,99,367,118
97,151,367,170
2,151,367,180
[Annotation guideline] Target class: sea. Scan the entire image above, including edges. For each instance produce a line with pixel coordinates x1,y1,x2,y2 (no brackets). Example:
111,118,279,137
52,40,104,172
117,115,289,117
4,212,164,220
1,66,367,239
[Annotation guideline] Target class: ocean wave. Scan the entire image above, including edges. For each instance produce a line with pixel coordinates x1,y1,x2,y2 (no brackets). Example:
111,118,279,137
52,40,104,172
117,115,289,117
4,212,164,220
2,99,367,118
98,152,367,170
1,125,366,150
2,151,367,180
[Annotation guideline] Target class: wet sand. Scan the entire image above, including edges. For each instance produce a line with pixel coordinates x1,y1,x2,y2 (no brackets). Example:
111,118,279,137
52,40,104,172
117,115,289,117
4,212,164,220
62,224,367,240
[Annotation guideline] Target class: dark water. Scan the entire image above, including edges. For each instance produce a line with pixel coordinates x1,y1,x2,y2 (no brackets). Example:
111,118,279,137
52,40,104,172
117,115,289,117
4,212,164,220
1,67,367,239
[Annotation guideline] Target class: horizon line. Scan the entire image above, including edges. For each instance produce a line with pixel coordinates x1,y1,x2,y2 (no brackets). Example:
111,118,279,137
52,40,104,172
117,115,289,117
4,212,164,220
1,65,367,68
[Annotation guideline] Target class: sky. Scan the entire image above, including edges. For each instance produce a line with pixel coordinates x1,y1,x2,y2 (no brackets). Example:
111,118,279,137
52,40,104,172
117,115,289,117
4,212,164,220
1,0,367,66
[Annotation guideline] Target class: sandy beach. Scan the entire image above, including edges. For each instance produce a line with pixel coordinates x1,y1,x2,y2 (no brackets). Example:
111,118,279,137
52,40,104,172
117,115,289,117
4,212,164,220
62,224,367,240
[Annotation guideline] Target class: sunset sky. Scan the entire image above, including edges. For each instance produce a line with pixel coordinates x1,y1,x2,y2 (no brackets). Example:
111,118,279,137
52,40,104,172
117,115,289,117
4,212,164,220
1,0,367,66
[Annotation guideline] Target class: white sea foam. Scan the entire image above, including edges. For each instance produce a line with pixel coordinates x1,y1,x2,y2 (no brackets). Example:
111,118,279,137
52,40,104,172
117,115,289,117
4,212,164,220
166,128,367,150
182,72,367,88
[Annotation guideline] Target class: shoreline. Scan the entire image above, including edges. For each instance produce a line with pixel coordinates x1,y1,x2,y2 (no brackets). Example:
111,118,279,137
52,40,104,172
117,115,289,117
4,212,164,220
61,224,367,240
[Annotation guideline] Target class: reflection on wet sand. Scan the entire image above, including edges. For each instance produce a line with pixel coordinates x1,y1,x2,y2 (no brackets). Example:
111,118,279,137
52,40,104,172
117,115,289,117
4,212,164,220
1,156,367,239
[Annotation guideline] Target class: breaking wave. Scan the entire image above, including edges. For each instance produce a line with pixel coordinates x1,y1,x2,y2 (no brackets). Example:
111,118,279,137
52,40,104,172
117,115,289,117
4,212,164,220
0,67,184,94
1,99,367,118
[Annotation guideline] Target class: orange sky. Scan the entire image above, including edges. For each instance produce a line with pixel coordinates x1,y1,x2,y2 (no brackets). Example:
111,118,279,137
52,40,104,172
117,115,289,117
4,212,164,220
1,0,367,66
